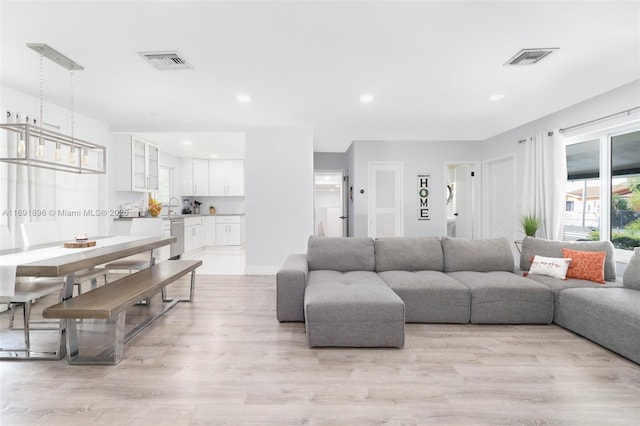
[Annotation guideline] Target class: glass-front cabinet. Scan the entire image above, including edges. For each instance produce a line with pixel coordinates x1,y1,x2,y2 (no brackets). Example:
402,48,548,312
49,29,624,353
114,135,160,192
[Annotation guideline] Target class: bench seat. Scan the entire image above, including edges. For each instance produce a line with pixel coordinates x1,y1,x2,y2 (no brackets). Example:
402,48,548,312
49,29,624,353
43,259,202,364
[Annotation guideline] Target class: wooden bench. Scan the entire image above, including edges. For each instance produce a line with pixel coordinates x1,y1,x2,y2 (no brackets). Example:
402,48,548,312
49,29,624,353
43,259,202,365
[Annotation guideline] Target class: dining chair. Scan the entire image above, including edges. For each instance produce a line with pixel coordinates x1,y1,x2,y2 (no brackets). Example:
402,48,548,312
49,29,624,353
104,218,163,273
1,224,63,354
19,221,107,294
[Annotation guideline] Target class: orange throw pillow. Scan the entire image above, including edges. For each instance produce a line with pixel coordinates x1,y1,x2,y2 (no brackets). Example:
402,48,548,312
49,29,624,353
562,248,606,284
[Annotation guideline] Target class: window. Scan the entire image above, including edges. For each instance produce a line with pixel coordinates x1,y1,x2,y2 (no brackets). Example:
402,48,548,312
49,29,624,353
610,131,640,250
157,165,173,204
564,126,640,256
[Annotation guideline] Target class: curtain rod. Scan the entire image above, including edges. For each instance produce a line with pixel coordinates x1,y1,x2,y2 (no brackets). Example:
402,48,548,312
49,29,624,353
518,131,553,144
559,106,640,134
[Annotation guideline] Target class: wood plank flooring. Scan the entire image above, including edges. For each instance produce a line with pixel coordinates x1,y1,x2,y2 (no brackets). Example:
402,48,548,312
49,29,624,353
1,274,639,425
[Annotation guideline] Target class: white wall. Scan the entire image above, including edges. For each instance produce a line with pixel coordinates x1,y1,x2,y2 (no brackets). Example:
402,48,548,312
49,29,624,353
482,79,640,230
1,85,111,246
350,139,482,238
244,126,314,274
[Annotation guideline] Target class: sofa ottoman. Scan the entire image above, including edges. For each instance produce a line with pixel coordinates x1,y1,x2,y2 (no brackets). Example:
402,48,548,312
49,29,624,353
303,236,405,348
305,270,405,348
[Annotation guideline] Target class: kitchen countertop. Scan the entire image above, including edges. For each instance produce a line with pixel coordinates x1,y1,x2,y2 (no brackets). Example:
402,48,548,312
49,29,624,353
114,213,245,221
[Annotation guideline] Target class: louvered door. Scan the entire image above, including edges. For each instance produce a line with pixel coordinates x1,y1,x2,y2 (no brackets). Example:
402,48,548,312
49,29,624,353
368,163,404,238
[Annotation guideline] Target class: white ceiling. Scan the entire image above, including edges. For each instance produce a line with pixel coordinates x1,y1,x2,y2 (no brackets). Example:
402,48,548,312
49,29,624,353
1,1,639,155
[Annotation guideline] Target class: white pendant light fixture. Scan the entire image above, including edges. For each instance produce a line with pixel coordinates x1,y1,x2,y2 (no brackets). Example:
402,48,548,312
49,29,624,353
0,44,106,174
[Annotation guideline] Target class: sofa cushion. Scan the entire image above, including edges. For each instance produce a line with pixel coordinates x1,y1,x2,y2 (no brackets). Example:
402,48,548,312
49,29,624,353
378,270,470,323
562,248,606,284
623,247,640,290
555,287,640,364
307,236,375,272
441,237,514,272
447,271,553,324
375,237,443,272
520,237,616,281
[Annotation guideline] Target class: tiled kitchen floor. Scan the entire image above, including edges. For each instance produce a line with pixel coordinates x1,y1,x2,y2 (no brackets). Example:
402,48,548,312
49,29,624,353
181,246,245,275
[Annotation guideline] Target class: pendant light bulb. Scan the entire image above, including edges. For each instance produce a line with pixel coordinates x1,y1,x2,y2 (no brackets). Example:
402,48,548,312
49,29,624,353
17,136,26,156
67,146,76,164
81,148,89,166
36,140,45,157
54,143,62,161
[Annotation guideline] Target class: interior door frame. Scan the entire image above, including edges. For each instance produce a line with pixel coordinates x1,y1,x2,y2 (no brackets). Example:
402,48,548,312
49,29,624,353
313,169,347,237
443,161,481,239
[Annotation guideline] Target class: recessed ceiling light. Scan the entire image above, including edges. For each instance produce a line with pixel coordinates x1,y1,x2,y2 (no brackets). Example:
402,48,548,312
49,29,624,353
237,94,251,103
489,94,505,102
183,140,192,145
360,94,374,103
210,154,218,158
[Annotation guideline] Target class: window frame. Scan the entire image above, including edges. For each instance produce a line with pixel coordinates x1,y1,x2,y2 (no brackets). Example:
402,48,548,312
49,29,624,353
564,120,640,262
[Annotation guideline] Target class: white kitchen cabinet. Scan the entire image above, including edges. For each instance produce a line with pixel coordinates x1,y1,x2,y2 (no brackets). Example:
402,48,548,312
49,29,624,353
181,158,193,195
113,135,159,192
193,159,209,196
181,158,209,196
157,219,171,262
203,216,216,247
209,160,244,196
184,217,203,254
215,215,242,246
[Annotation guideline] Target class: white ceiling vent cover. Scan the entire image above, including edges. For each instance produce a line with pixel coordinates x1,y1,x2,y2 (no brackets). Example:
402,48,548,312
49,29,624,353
505,48,559,66
139,51,193,70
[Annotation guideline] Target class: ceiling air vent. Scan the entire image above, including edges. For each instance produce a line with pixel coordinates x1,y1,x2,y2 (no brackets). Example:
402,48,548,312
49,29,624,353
138,51,192,70
504,48,559,66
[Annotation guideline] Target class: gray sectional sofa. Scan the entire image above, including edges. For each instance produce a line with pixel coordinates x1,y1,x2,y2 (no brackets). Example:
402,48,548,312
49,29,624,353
277,236,640,364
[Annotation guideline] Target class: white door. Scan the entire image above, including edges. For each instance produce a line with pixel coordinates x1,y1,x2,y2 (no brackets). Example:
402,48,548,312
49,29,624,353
483,155,516,239
454,165,475,239
368,163,403,238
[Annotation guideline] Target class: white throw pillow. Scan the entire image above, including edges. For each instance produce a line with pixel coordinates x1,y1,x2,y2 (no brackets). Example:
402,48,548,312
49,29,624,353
529,255,572,280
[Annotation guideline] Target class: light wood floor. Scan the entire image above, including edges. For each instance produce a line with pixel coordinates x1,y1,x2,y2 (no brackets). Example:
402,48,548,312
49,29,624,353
1,274,639,425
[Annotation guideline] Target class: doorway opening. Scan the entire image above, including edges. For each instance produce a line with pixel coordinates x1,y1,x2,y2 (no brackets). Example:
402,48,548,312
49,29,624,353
314,170,348,237
445,162,480,239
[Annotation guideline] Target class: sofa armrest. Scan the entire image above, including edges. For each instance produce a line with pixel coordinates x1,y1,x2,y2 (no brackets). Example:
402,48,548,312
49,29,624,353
276,254,308,322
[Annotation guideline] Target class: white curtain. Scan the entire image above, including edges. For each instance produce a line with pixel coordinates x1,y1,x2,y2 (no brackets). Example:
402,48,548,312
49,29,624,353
521,130,567,241
0,111,57,248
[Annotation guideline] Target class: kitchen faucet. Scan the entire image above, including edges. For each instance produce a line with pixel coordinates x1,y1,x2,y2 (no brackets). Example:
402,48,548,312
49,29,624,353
168,196,179,216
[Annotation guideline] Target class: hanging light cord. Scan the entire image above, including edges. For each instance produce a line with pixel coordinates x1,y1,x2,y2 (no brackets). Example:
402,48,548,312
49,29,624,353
70,69,74,143
39,52,44,147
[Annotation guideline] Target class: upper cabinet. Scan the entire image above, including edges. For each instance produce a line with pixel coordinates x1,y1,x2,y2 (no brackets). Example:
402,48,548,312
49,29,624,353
209,160,244,196
113,135,159,192
193,159,210,196
182,158,244,197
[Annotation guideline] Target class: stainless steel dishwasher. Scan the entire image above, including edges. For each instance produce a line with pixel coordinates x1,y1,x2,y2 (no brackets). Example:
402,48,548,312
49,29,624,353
170,218,185,259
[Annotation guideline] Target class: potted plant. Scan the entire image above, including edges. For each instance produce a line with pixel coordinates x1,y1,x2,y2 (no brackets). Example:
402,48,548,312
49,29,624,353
521,214,542,237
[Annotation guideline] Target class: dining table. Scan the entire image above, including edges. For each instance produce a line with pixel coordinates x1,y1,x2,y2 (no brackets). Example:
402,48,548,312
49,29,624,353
0,235,176,359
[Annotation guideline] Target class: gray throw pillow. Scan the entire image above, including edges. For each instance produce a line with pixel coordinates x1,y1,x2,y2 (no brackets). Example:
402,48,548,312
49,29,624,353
307,236,375,272
520,237,617,282
441,237,514,272
623,247,640,290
